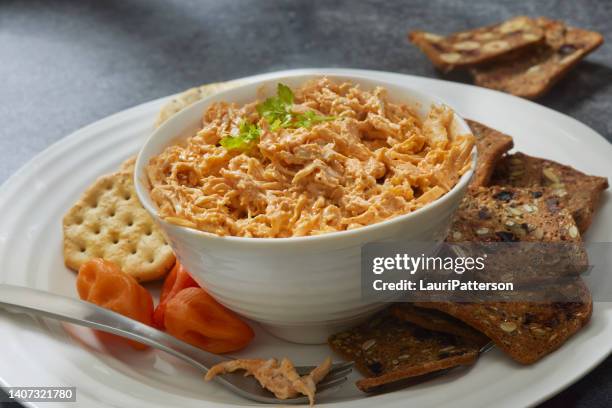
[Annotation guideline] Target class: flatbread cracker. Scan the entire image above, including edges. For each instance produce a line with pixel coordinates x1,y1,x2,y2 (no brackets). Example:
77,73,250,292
449,186,583,243
470,18,604,99
409,16,544,72
416,279,592,364
155,81,242,128
434,185,593,364
490,152,608,233
448,186,587,285
390,303,490,346
63,160,175,282
466,120,514,188
328,313,480,392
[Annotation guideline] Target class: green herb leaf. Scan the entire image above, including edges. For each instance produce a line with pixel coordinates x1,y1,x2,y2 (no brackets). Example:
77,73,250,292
256,84,294,130
219,121,261,152
256,83,335,130
277,83,294,105
292,110,336,128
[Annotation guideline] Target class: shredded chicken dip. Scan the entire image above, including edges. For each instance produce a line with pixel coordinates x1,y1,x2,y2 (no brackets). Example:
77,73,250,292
205,357,332,406
147,78,474,237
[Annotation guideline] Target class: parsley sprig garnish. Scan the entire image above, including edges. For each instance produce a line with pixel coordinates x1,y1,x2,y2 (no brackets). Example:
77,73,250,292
220,83,335,152
219,121,261,152
292,110,336,128
257,83,335,131
256,83,296,130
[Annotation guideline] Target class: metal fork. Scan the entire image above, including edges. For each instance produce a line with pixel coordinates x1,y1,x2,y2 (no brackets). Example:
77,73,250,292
0,284,353,404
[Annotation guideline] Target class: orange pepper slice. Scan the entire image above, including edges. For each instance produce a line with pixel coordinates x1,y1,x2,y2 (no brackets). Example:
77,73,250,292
153,261,199,329
164,287,254,354
76,258,154,350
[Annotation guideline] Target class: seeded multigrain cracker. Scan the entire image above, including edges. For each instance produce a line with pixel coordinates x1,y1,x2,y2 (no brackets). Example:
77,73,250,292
466,120,514,188
448,186,587,285
390,303,490,346
408,16,544,72
155,81,243,128
424,188,593,364
63,161,175,282
491,152,608,233
449,186,583,243
416,278,592,364
328,313,481,392
470,18,604,99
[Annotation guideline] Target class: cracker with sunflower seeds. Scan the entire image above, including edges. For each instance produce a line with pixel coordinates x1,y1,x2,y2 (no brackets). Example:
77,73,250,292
328,312,482,392
466,119,514,188
491,152,608,233
416,278,592,364
470,18,604,99
448,186,587,285
390,303,490,346
449,186,583,243
409,16,544,72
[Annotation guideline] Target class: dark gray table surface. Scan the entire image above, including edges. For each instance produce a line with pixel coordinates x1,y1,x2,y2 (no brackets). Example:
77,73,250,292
0,1,611,407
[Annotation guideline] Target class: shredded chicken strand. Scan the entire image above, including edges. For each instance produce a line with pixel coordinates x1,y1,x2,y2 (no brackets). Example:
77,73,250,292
204,357,332,406
148,78,474,237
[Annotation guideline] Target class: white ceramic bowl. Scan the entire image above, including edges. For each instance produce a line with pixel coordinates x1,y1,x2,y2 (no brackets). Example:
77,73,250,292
134,73,476,344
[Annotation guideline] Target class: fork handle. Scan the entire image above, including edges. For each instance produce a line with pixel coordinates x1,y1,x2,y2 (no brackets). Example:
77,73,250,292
0,284,227,372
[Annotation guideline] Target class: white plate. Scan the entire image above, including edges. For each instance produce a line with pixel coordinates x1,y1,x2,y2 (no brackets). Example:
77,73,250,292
0,68,610,408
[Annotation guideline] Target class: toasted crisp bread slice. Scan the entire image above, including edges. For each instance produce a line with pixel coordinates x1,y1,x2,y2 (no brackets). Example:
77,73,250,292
416,278,592,364
328,313,480,392
390,303,490,346
449,186,583,243
63,160,175,282
408,16,544,72
491,152,608,233
470,18,604,99
466,120,514,188
155,81,242,128
448,186,587,285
